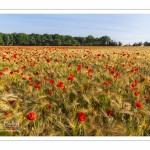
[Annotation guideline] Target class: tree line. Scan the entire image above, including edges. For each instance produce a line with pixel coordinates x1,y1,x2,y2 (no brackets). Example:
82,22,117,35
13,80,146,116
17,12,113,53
0,32,122,46
0,32,149,46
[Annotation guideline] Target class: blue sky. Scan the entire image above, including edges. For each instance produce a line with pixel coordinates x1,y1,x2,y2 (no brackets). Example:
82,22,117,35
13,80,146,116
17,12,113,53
0,14,150,45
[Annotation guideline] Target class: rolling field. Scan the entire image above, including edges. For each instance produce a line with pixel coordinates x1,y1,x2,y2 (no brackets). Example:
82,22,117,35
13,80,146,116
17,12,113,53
0,46,150,136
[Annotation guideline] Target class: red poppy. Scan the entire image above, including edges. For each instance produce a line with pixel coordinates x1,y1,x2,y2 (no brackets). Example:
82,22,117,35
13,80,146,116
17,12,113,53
50,79,55,84
109,80,113,84
35,72,39,75
136,102,143,108
77,65,82,72
114,72,120,78
14,70,20,73
29,77,33,82
112,67,116,71
134,91,140,96
104,81,109,86
34,85,41,89
106,64,109,69
55,59,59,62
131,83,136,89
78,112,86,122
13,54,17,59
68,76,74,81
88,68,92,75
0,72,4,76
135,79,138,84
46,59,50,63
9,71,14,75
48,90,53,95
110,70,115,74
4,66,9,71
22,66,26,70
37,80,42,85
77,67,81,72
6,112,11,118
57,82,65,89
78,90,82,94
47,104,51,108
26,112,36,120
85,85,89,89
106,110,113,115
105,89,109,93
7,88,11,92
70,73,74,77
9,100,16,105
122,64,125,67
22,77,26,80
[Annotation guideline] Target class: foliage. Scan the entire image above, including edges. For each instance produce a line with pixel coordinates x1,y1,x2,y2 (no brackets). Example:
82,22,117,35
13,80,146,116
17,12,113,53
0,32,122,46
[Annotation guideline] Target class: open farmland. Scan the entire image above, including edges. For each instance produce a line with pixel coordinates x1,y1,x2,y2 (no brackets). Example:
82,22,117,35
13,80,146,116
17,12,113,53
0,46,150,136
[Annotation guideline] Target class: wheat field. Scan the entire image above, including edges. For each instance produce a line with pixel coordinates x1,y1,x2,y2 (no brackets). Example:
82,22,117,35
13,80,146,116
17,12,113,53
0,46,150,136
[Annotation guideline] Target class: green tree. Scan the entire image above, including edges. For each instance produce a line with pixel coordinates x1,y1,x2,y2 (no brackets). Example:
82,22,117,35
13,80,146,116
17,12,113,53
12,32,17,45
34,34,41,46
0,32,139,46
86,35,94,45
9,34,13,45
144,41,150,46
30,36,36,46
100,36,111,46
16,33,29,45
133,42,142,46
53,39,61,46
118,41,122,46
3,34,10,45
0,36,4,45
